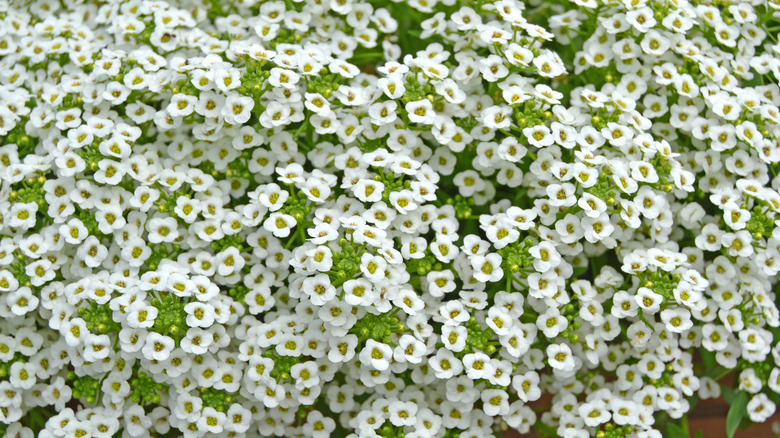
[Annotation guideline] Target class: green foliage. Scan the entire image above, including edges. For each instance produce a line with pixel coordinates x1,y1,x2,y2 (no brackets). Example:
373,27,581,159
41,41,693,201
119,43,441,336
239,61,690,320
198,387,235,412
725,389,749,438
150,295,188,341
68,372,100,405
130,370,167,405
77,301,121,335
351,311,405,344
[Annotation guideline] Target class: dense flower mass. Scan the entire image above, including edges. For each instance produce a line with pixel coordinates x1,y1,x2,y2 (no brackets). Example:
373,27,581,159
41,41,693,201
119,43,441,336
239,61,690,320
0,0,779,437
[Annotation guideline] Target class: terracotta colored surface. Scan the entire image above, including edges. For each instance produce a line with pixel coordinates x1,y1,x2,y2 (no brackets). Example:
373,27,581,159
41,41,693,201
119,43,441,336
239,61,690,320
502,398,780,438
686,398,778,438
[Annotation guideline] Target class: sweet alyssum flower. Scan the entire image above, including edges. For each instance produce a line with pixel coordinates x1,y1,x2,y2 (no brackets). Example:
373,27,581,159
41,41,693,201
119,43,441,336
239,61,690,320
1,0,779,437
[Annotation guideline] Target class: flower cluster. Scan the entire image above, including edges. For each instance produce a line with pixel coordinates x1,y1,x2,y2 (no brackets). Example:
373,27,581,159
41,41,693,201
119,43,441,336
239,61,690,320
0,0,779,437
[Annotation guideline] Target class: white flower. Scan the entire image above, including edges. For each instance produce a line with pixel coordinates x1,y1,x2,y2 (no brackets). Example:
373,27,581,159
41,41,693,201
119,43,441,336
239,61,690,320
8,202,37,228
342,278,373,306
529,241,561,272
426,270,456,297
547,343,575,371
197,407,227,434
9,362,36,390
167,94,198,117
513,371,542,403
388,190,418,214
269,67,300,89
359,339,392,371
358,252,386,281
121,236,152,267
660,308,693,333
721,230,754,258
263,212,297,238
7,287,38,315
302,410,336,438
353,179,384,203
481,389,510,416
222,93,255,125
5,0,780,434
441,325,467,352
486,306,513,336
523,124,554,147
695,223,724,251
146,216,180,244
537,307,567,338
61,317,88,347
634,287,663,314
582,214,615,243
126,304,158,329
406,99,436,124
463,352,493,380
427,349,461,380
471,253,504,283
747,393,776,423
327,334,358,364
225,404,252,434
213,67,241,92
302,274,336,306
83,333,112,362
533,51,566,77
378,75,405,99
184,301,216,328
141,332,175,361
216,246,245,276
579,400,610,427
482,106,512,129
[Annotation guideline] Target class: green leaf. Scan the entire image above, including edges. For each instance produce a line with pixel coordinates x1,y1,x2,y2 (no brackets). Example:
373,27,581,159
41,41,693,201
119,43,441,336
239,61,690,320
666,423,688,438
722,386,737,404
695,431,704,438
701,349,716,371
726,391,749,438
